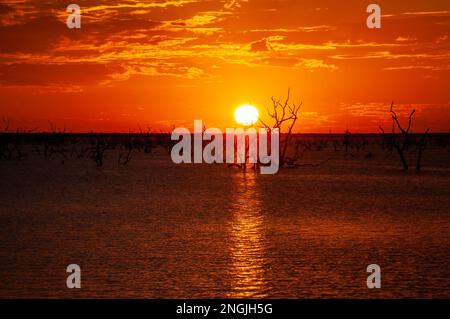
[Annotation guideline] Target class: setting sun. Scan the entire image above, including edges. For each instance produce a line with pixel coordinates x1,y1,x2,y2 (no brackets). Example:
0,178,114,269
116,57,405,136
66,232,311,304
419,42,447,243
234,104,259,126
0,0,449,302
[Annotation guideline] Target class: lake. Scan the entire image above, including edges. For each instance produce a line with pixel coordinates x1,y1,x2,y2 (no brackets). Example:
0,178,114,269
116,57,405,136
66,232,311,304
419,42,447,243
0,139,449,298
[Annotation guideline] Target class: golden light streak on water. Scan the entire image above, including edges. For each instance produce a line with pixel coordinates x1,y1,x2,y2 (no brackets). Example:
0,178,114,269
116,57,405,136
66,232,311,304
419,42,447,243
227,173,268,298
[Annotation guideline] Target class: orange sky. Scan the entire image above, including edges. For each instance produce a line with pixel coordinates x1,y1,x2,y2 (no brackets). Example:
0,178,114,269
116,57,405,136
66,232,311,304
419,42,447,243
0,0,449,132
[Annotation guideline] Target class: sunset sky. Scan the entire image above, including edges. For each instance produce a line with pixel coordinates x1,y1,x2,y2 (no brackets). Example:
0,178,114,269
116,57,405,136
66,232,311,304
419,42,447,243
0,0,449,132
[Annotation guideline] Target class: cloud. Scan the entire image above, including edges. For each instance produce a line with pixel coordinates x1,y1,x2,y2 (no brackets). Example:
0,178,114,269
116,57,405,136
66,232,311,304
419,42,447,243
0,62,123,86
395,36,417,42
249,38,271,52
331,51,450,60
82,0,201,13
0,0,449,89
339,102,450,132
340,103,388,119
224,0,245,10
0,15,69,53
382,10,450,18
383,65,450,71
295,59,337,71
401,11,450,16
246,25,336,33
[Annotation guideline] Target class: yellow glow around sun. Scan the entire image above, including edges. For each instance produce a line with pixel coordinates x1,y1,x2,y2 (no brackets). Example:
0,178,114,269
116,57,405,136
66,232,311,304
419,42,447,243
234,104,259,126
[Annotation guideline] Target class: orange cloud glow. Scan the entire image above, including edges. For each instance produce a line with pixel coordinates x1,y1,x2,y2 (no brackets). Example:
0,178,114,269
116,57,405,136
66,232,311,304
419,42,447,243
0,0,449,132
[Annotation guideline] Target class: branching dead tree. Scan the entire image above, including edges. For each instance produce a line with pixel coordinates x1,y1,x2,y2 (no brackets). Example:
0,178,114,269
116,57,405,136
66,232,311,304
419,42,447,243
140,126,154,154
260,89,302,167
0,118,27,160
390,102,415,170
380,102,430,171
87,136,109,167
343,129,351,154
43,122,68,163
118,135,135,166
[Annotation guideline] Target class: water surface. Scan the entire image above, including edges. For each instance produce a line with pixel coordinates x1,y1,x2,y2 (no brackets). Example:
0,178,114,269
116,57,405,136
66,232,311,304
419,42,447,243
0,152,449,298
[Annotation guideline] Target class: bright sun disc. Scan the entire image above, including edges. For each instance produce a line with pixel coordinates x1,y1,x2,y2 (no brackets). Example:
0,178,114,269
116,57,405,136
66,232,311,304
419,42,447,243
234,104,259,126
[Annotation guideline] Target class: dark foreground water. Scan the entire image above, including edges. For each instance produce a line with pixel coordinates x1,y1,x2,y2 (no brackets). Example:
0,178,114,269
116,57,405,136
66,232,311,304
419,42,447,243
0,151,449,298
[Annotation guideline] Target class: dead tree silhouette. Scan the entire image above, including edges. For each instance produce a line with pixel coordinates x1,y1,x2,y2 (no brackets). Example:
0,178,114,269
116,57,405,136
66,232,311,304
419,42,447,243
118,136,134,166
381,102,430,171
0,117,27,161
140,126,154,154
44,122,68,163
389,102,414,170
416,128,430,171
343,129,351,154
88,135,109,167
260,89,301,167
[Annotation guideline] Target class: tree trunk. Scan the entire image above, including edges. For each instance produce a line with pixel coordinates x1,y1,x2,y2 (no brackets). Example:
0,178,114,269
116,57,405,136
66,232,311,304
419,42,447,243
395,146,408,170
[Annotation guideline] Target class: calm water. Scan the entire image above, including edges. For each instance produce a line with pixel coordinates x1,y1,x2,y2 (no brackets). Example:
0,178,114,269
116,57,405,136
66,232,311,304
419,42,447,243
0,151,449,298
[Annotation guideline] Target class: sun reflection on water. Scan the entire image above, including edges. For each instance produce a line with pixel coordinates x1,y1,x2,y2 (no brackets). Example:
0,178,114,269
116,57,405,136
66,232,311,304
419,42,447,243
227,173,267,298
